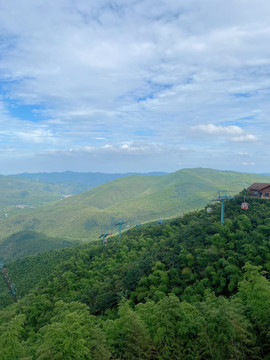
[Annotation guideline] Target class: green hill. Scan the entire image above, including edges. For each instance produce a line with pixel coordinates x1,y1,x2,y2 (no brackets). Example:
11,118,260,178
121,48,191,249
11,171,167,193
0,245,80,307
1,168,270,241
0,230,77,263
0,193,269,359
0,174,74,210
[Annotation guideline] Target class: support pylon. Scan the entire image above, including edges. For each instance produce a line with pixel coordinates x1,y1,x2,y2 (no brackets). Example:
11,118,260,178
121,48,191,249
114,220,126,242
212,191,233,224
99,233,109,245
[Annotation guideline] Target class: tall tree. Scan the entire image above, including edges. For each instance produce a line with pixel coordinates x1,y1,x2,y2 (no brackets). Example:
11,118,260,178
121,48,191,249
238,263,270,356
0,314,27,360
106,301,155,360
36,301,110,360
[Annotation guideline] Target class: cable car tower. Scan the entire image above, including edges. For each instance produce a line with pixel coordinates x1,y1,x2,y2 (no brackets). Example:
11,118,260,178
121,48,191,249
212,190,233,225
114,220,126,243
99,232,109,245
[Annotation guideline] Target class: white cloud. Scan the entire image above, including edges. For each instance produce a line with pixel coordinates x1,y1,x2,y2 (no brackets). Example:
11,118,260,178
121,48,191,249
231,134,258,142
16,129,55,144
241,162,255,166
192,124,244,135
192,123,258,143
0,1,269,172
97,142,165,154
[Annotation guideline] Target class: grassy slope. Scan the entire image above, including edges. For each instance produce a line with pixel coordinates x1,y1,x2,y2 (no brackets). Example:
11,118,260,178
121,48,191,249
1,168,270,241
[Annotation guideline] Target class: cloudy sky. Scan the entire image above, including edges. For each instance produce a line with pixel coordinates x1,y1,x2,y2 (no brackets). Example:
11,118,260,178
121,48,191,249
0,0,269,174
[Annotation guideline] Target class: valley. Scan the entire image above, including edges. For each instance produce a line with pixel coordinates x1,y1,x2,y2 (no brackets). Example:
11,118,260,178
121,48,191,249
1,168,270,243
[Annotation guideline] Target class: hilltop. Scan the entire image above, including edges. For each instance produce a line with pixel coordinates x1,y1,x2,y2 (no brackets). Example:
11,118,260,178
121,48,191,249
1,168,270,241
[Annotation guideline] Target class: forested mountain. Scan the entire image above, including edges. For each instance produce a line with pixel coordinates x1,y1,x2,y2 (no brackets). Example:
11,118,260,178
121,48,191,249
10,171,167,194
0,193,269,359
0,175,70,208
0,170,165,210
0,230,77,263
1,168,270,242
0,245,79,308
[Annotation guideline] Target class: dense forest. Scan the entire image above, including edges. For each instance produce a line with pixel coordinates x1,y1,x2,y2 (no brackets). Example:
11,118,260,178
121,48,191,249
0,193,269,359
0,246,80,308
0,230,76,263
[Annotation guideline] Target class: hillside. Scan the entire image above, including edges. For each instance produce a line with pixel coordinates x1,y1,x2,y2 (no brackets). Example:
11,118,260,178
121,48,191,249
0,245,80,307
1,168,270,241
0,193,269,359
0,174,74,209
0,275,11,308
0,230,77,263
10,171,167,194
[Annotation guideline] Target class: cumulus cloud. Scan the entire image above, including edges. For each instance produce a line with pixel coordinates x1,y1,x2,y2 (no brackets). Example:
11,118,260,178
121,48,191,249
192,123,258,143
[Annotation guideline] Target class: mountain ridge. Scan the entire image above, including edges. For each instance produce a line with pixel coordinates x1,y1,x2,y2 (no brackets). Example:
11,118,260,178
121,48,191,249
9,171,168,193
1,168,270,242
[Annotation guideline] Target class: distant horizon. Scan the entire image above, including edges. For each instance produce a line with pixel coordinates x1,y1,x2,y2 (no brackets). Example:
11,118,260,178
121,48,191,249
4,167,270,177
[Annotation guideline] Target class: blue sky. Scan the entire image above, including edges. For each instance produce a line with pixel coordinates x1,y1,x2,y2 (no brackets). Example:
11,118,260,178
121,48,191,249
0,0,270,174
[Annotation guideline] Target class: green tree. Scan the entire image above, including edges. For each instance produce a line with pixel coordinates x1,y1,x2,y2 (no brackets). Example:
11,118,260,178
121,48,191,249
135,261,169,302
238,263,270,356
36,301,110,360
137,294,205,360
106,301,155,359
0,314,27,360
199,292,254,359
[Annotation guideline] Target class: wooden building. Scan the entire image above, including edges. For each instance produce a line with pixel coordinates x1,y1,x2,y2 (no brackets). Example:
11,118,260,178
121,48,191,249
248,183,270,198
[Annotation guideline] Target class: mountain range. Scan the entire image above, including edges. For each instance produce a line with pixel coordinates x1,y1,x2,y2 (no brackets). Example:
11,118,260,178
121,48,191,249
1,167,270,242
10,171,167,194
